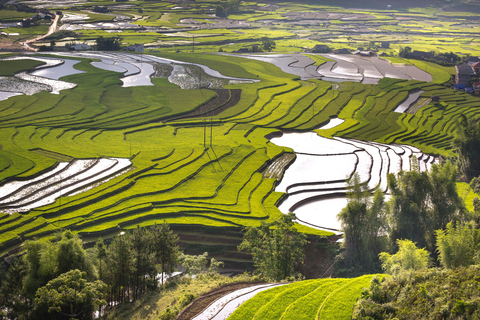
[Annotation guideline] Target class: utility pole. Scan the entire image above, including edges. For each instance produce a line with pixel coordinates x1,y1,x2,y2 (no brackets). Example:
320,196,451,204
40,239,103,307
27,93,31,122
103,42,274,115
204,119,207,148
192,34,195,53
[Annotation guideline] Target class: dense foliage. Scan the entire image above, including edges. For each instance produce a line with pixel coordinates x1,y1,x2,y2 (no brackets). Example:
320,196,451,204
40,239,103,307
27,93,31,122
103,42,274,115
353,267,480,320
338,162,466,274
454,116,480,181
388,161,465,252
239,213,307,281
379,239,430,275
338,173,386,271
95,36,122,51
0,224,182,320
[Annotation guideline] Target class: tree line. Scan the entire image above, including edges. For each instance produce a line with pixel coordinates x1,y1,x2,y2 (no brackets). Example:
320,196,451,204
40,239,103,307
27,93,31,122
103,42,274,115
0,223,184,320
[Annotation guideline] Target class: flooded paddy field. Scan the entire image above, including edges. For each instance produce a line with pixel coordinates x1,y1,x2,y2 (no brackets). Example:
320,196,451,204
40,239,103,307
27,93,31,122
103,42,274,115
0,158,132,214
237,53,432,84
56,51,256,88
0,55,83,99
270,131,436,232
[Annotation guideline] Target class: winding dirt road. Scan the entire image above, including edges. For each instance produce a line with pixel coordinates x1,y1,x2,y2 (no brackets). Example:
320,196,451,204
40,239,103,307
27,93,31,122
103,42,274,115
22,13,60,51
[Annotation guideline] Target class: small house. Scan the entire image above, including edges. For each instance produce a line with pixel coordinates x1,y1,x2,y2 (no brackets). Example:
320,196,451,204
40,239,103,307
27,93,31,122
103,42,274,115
333,48,350,54
126,43,144,53
455,63,475,86
472,62,480,75
465,56,480,64
354,50,376,57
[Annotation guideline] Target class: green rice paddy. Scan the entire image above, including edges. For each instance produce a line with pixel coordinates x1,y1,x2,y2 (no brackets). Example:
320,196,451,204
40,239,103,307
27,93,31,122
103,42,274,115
0,49,477,256
227,275,380,320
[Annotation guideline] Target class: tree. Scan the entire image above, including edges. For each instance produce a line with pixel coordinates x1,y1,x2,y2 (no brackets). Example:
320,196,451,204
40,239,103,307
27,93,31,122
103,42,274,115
180,252,208,276
399,46,412,57
0,256,29,319
378,239,430,275
56,231,95,280
104,233,133,303
387,162,465,252
34,269,106,320
337,173,387,270
95,36,121,51
23,231,96,301
151,223,180,285
238,213,307,281
436,222,480,269
261,37,276,52
453,115,480,180
428,162,466,234
131,226,155,298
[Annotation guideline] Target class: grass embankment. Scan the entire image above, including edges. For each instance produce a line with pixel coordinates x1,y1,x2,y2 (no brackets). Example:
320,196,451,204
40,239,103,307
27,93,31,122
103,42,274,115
228,274,380,320
0,59,46,76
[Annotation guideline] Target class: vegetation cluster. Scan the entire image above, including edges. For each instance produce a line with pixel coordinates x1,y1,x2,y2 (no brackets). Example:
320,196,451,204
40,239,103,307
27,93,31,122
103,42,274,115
0,223,183,320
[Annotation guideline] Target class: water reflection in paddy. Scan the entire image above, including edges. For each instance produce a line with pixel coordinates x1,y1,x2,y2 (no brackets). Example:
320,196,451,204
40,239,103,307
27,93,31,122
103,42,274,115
0,91,23,101
270,131,436,233
30,58,85,80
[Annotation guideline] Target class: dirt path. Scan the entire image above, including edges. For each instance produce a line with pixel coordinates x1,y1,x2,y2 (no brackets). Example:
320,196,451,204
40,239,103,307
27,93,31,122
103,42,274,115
22,13,60,51
177,282,265,320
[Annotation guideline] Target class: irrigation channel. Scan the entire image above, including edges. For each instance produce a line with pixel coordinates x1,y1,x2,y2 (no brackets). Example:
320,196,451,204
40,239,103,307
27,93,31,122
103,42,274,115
269,130,436,233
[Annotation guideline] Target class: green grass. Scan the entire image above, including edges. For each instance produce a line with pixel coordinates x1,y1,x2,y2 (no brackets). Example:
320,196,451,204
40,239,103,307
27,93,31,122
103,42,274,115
227,275,379,320
0,10,33,21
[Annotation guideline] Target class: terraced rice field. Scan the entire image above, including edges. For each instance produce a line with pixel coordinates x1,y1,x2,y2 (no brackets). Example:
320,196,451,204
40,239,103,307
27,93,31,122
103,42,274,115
224,275,379,320
272,133,436,231
0,50,477,259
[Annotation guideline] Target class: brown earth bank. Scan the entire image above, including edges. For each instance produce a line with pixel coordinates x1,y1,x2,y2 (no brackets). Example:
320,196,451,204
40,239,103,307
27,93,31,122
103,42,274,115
162,89,242,122
299,234,339,279
176,281,266,320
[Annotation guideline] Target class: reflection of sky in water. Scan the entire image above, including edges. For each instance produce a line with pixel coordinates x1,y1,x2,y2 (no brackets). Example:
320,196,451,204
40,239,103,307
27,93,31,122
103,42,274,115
122,62,154,87
319,118,344,129
16,72,76,94
192,284,284,320
271,132,436,232
295,197,347,231
271,132,360,155
0,91,23,101
91,61,127,73
31,58,85,80
276,154,356,193
394,90,424,113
